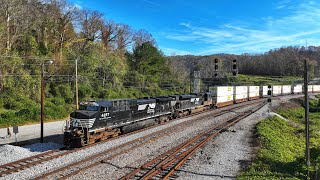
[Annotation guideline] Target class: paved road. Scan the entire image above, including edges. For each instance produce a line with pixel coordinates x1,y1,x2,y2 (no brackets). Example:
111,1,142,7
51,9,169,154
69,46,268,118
0,120,67,145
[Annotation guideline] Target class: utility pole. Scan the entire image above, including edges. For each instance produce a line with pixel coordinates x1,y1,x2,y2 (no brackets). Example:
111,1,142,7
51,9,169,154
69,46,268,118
75,57,79,109
304,58,310,178
40,60,53,143
189,71,192,94
40,63,45,143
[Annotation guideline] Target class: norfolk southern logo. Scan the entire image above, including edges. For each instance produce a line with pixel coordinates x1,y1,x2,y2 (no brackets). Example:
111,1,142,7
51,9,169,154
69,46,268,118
147,103,156,114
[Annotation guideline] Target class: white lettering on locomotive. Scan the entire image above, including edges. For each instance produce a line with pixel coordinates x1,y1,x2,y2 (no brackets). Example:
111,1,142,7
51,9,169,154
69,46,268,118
147,108,155,114
101,112,110,118
195,98,200,104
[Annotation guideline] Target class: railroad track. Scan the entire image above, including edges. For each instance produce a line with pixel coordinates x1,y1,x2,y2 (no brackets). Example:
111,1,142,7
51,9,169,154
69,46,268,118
121,102,266,180
0,99,264,178
31,101,263,180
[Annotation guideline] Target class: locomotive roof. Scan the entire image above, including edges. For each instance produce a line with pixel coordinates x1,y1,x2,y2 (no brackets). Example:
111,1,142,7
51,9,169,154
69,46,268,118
95,100,113,107
132,98,156,104
155,96,176,102
179,94,197,100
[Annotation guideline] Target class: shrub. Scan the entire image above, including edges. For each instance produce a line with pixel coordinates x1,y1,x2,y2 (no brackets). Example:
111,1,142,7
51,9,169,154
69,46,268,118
0,111,22,127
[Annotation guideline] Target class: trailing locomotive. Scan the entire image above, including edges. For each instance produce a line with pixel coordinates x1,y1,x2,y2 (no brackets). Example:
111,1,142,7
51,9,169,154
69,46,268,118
64,84,319,147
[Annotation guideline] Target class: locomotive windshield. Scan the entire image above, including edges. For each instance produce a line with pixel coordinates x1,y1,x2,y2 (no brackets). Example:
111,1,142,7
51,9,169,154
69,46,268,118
79,105,99,111
79,101,99,111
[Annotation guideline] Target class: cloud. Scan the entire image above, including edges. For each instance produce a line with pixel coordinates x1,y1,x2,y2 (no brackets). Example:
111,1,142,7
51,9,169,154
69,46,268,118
72,0,83,9
275,0,292,9
74,4,82,9
161,47,193,56
163,1,320,55
141,0,161,7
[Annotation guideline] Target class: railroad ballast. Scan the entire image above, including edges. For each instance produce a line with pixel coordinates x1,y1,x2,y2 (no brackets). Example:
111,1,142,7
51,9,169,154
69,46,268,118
64,84,318,147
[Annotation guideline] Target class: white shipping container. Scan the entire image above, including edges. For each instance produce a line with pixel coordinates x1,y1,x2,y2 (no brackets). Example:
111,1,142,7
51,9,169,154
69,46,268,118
308,85,313,92
313,85,320,92
293,84,303,94
263,86,269,96
273,86,281,96
209,86,234,104
248,86,259,98
282,85,291,94
234,86,248,101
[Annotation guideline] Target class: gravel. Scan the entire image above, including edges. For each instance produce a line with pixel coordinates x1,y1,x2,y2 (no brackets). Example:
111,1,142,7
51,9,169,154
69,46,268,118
0,145,37,165
2,107,229,180
175,95,302,180
0,142,63,166
71,103,261,179
0,95,303,180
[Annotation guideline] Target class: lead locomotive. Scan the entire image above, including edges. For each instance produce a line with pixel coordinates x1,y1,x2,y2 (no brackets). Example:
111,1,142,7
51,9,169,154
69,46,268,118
64,94,212,147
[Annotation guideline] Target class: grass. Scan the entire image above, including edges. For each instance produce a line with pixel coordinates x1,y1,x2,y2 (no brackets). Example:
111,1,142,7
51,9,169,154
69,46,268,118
238,97,320,179
236,74,302,85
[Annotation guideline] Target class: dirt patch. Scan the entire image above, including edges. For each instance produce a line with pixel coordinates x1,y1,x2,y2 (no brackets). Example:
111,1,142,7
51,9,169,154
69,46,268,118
271,97,303,111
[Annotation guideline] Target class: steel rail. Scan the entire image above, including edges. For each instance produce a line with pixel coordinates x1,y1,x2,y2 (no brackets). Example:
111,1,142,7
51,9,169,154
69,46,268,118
32,102,262,180
121,102,266,180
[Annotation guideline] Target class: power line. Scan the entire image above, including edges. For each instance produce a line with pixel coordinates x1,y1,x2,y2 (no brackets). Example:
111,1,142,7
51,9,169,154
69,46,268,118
0,55,78,61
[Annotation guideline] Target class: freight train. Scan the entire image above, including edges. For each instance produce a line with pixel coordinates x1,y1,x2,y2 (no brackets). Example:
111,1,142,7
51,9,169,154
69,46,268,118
64,84,320,147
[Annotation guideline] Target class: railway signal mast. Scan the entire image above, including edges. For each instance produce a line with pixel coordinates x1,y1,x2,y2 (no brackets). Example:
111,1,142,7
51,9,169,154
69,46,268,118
214,58,219,78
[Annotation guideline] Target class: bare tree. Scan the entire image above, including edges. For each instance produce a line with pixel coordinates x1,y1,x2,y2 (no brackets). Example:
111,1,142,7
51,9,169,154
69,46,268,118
101,20,118,49
115,24,133,52
46,0,78,59
80,9,104,42
132,29,155,50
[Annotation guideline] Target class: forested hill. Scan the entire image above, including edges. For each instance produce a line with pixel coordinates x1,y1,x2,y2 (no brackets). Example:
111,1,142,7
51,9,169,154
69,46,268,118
0,0,184,127
0,0,318,127
169,46,320,79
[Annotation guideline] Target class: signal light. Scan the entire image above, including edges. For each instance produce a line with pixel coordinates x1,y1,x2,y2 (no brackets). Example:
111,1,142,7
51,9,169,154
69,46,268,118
232,71,237,76
232,59,237,76
267,85,272,95
214,58,218,71
232,59,237,70
233,64,237,69
214,64,218,70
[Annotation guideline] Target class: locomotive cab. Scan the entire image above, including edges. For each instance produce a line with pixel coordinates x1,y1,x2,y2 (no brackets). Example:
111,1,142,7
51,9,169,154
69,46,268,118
65,101,101,147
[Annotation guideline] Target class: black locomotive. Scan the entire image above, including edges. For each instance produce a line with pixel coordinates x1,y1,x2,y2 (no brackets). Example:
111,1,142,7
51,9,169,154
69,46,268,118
64,93,212,147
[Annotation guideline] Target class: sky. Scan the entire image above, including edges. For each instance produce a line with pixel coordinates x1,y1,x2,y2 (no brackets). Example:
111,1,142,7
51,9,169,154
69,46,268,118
69,0,320,55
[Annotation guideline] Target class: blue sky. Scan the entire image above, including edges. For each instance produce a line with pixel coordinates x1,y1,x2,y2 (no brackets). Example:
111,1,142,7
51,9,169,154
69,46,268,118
69,0,320,55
